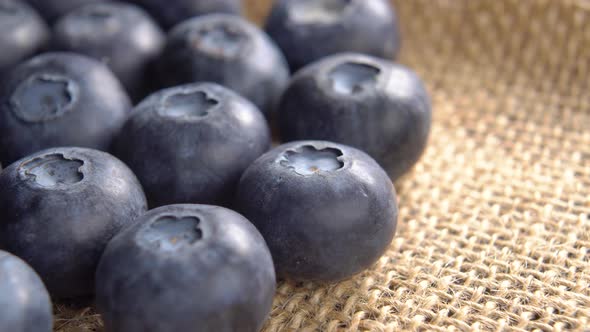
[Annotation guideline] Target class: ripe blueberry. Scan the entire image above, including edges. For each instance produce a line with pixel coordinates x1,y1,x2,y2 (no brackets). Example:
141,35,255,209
265,0,400,71
0,52,131,165
96,204,276,332
156,14,289,119
126,0,241,30
27,0,102,23
278,53,431,180
0,250,52,332
0,147,147,298
52,2,165,101
235,140,398,282
112,83,271,208
0,0,49,74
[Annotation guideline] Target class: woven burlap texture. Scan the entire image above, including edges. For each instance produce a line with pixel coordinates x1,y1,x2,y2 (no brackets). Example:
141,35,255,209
54,0,590,331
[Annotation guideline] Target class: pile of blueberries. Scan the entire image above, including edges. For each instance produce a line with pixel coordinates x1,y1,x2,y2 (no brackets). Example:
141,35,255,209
0,0,432,331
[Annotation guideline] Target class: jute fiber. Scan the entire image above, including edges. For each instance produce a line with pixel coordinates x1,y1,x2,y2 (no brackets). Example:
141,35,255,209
55,0,590,331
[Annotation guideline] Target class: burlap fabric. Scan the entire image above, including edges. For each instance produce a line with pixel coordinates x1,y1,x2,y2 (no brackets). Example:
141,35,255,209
55,0,590,331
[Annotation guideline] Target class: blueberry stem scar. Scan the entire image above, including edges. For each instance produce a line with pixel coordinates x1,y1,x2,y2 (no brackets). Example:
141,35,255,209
10,74,77,123
289,0,351,24
0,2,18,14
280,145,344,175
328,62,381,95
160,90,219,118
193,24,246,58
140,215,203,252
85,8,112,20
19,153,84,187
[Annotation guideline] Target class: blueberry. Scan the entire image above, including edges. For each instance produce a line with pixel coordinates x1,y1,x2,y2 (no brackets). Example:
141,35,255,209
96,204,276,332
235,140,397,282
27,0,102,23
0,0,49,74
0,52,131,166
0,147,147,298
278,53,431,180
0,250,52,332
112,83,270,208
126,0,241,30
52,2,165,101
156,14,289,119
265,0,400,71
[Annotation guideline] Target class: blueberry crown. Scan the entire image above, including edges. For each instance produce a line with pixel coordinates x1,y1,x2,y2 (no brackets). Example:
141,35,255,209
280,145,344,176
19,153,84,188
328,62,381,95
158,90,219,119
139,215,204,252
191,23,247,58
10,74,78,123
289,0,352,24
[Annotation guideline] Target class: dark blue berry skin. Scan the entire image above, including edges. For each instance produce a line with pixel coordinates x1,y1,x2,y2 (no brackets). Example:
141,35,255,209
126,0,241,30
96,204,276,332
265,0,400,71
0,0,49,74
235,140,398,282
278,53,431,181
0,52,131,166
0,250,52,332
27,0,102,23
112,83,271,208
52,2,165,101
156,14,290,120
0,147,147,299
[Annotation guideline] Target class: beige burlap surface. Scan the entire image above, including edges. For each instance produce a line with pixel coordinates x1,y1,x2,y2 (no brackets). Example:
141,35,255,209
54,0,590,331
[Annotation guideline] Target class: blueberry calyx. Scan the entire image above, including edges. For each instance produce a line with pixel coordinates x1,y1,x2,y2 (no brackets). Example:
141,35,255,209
328,61,381,95
190,24,247,58
10,74,78,123
289,0,352,24
0,1,19,16
139,214,204,252
84,7,113,21
279,145,344,176
66,6,119,37
18,153,84,188
158,89,219,119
